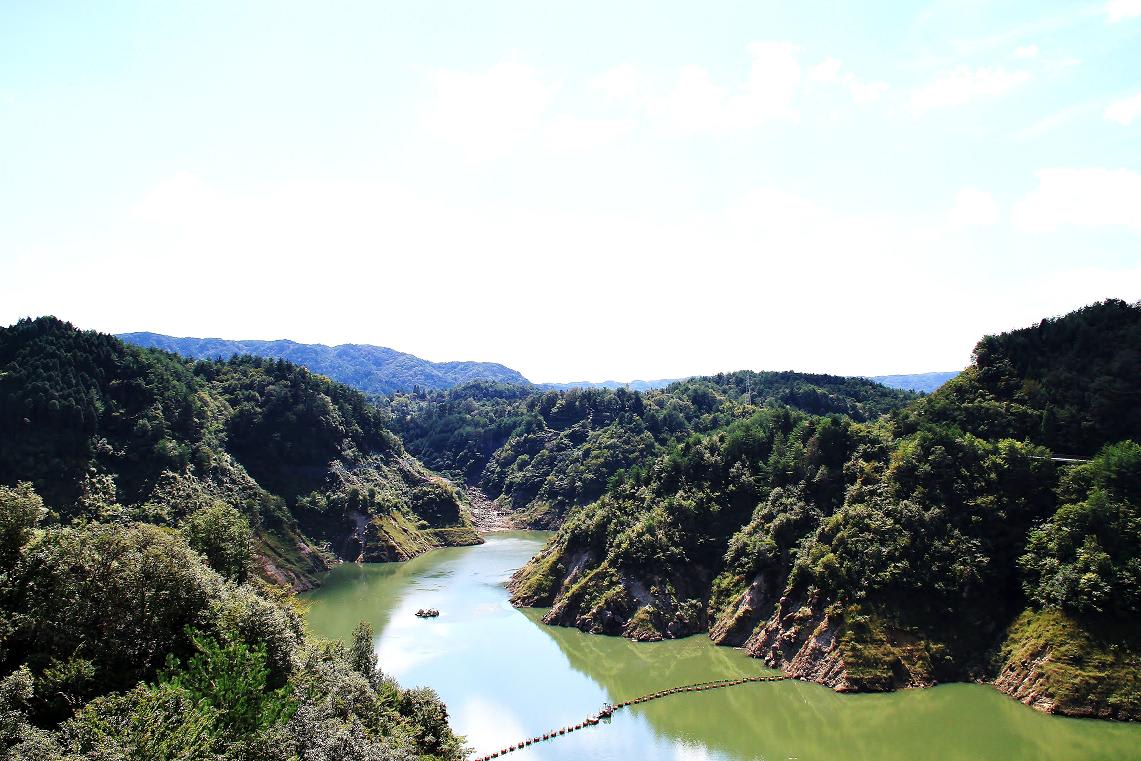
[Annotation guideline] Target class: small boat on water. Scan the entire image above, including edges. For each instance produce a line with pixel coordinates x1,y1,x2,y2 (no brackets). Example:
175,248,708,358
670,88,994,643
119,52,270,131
415,608,440,618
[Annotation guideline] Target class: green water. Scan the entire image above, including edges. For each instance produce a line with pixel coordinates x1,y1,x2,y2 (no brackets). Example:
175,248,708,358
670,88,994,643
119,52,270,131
302,532,1140,761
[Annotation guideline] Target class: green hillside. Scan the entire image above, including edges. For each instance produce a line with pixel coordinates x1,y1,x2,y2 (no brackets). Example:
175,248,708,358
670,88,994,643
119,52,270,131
509,300,1141,719
389,371,917,527
0,317,479,589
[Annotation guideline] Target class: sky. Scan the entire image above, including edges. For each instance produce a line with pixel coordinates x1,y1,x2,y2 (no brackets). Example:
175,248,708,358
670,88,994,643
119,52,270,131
2,1,1139,383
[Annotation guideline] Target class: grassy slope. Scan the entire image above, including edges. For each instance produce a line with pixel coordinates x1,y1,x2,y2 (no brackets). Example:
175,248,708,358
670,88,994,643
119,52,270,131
996,609,1140,720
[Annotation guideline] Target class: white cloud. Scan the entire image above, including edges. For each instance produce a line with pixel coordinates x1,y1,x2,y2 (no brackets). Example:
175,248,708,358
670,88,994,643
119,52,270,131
949,188,1000,227
543,116,634,151
1012,168,1141,233
40,173,967,380
910,66,1031,112
1012,44,1039,59
808,57,889,104
808,57,844,83
650,42,801,133
593,63,643,100
846,78,891,104
1107,0,1141,22
1105,92,1141,125
422,60,555,161
1013,103,1089,140
19,171,1137,383
131,172,224,224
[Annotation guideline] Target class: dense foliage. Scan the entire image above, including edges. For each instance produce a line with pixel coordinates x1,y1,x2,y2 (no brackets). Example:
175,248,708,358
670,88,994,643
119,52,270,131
391,372,916,526
0,484,466,760
0,317,203,510
0,318,478,588
895,299,1141,455
511,300,1141,715
1019,441,1141,616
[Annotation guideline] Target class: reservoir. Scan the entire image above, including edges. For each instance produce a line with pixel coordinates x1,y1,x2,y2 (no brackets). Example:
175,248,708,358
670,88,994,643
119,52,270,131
303,532,1140,761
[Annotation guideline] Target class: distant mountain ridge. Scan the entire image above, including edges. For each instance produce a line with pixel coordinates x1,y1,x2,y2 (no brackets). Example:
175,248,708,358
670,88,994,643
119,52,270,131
538,378,683,392
118,332,530,394
119,332,959,396
867,371,959,393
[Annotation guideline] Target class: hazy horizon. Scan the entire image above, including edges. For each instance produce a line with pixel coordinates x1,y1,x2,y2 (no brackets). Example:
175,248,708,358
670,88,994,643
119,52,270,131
3,1,1139,381
109,326,965,385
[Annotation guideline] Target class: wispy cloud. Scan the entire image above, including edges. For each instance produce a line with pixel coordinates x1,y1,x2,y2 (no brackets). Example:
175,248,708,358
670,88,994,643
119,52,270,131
648,42,802,134
808,58,890,104
1104,92,1141,125
1013,101,1097,140
910,66,1031,113
1106,0,1141,23
1012,167,1141,233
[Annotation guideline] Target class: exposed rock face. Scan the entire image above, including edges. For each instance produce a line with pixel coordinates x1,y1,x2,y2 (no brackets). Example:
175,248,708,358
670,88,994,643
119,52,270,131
541,574,707,641
992,609,1141,721
709,573,778,647
992,645,1140,720
739,588,939,693
992,646,1062,715
515,549,1139,721
257,552,325,592
509,544,708,641
297,459,482,576
254,528,334,592
509,548,595,607
745,591,853,690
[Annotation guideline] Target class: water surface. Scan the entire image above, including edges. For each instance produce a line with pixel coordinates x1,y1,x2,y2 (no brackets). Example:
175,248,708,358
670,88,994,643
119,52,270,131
303,532,1140,761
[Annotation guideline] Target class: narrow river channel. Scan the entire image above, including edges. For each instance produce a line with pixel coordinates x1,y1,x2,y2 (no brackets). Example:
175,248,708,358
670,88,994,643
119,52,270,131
302,532,1140,761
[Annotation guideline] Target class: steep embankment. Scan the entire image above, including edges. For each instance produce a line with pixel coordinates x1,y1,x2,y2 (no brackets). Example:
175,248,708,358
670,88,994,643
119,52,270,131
510,300,1141,720
0,317,479,590
993,609,1140,720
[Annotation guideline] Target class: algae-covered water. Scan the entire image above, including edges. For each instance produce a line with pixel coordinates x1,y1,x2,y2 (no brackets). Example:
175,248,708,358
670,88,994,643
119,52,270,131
302,532,1140,761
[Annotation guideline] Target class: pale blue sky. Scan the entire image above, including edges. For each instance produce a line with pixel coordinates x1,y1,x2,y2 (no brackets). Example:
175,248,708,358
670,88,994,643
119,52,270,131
2,1,1139,381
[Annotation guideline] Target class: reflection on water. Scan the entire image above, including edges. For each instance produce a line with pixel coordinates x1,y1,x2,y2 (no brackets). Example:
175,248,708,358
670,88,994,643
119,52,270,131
303,532,1141,761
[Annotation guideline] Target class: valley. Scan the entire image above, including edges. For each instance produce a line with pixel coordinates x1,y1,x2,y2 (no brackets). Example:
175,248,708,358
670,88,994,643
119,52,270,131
1,300,1138,760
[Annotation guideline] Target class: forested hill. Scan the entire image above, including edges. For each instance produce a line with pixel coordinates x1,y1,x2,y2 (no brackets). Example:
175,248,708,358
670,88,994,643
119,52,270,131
546,373,960,393
1,317,480,589
118,331,530,394
509,299,1141,720
388,370,917,527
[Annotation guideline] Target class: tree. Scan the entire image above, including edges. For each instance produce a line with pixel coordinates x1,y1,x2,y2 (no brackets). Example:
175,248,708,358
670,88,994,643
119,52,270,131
161,630,296,737
1019,441,1141,616
180,502,254,583
0,483,44,571
349,621,379,683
